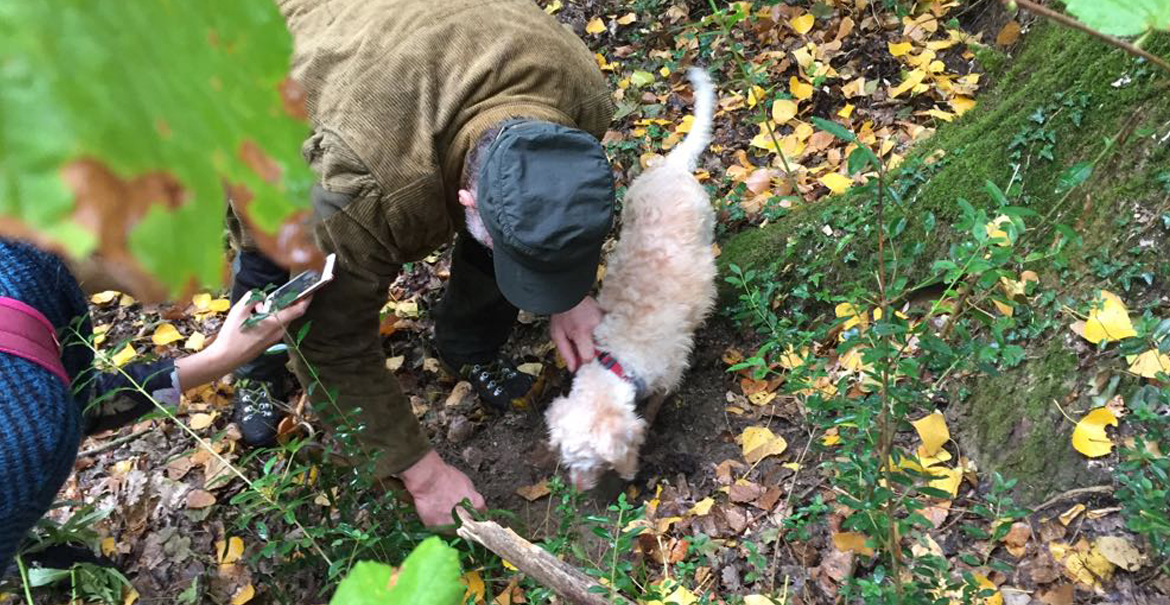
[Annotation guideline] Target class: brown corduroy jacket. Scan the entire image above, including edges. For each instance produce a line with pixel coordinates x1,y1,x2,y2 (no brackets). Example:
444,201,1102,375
265,0,614,476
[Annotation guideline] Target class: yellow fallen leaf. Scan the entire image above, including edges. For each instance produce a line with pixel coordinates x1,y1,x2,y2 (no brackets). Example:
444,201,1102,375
819,172,852,195
119,293,136,307
746,85,766,108
738,426,788,463
1072,407,1118,457
950,95,977,115
743,596,777,605
124,588,139,605
91,290,121,305
790,76,814,101
645,582,698,605
217,536,245,565
993,299,1015,317
462,570,487,605
151,323,183,346
974,575,1002,605
189,413,215,431
585,16,606,34
688,497,715,517
1094,536,1145,571
1082,290,1136,344
839,346,870,372
789,13,815,34
111,343,137,367
888,41,913,57
543,0,562,14
749,391,777,406
832,531,875,556
101,537,117,557
911,411,950,457
230,583,255,605
676,115,695,134
838,103,855,119
927,466,962,498
771,99,798,124
889,68,927,98
1128,349,1170,378
1071,404,1118,458
984,215,1013,245
616,12,636,25
185,331,207,352
209,298,230,313
192,292,213,310
778,346,806,370
1059,503,1086,526
1050,541,1115,589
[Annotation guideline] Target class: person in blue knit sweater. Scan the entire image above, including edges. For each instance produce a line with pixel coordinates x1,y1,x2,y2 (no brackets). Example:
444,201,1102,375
0,238,309,570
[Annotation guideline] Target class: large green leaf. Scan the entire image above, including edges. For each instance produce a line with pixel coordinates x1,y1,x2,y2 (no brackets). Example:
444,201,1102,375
330,537,464,605
0,1,312,298
1062,0,1170,37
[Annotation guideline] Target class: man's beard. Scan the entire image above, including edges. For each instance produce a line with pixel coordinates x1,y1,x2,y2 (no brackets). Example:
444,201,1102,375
466,206,494,249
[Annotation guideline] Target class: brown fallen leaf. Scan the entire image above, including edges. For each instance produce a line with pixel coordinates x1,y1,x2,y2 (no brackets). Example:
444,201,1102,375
1038,583,1073,605
996,20,1021,47
832,531,875,556
515,480,551,502
1002,521,1031,558
187,489,217,509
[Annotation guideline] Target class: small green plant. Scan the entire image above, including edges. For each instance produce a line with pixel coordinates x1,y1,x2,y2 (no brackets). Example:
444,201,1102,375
1116,384,1170,569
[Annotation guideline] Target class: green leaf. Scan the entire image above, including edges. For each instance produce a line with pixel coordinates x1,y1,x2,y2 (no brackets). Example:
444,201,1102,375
1062,0,1170,37
810,117,858,143
1,1,313,298
1057,161,1094,193
630,71,656,86
331,538,463,605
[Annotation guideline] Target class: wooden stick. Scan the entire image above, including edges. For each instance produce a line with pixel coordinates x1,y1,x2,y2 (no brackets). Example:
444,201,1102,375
77,426,153,458
1007,0,1170,73
1034,485,1113,512
456,508,632,605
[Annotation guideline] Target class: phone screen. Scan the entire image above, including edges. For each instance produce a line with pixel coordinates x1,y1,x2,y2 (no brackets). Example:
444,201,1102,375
268,269,321,308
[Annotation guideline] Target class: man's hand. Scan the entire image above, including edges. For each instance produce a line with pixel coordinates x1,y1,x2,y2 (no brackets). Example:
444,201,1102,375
550,296,602,373
399,450,486,528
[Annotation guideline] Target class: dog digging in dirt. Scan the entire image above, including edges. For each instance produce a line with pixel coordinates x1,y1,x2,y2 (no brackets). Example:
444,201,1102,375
545,68,718,490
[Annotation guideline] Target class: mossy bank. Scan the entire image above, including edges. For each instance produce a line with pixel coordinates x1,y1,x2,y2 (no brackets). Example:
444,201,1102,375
719,23,1170,503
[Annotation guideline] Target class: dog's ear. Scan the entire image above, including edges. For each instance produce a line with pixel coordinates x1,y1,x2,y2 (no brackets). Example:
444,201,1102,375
593,409,646,466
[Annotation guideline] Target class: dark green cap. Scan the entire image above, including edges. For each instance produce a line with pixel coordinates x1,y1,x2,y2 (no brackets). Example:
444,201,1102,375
477,120,614,314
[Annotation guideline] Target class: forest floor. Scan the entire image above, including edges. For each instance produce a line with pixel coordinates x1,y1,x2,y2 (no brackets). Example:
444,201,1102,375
14,1,1170,605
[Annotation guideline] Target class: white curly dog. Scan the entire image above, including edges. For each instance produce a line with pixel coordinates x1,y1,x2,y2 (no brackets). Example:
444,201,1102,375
545,68,718,490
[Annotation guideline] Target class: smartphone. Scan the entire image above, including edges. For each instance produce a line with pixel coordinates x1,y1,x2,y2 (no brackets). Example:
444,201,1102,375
257,253,336,314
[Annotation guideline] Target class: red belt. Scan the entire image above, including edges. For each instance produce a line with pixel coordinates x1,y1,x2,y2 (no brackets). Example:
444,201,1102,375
0,296,71,387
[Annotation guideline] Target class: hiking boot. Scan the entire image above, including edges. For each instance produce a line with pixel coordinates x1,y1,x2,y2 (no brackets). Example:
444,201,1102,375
232,380,286,447
230,348,293,447
447,358,543,412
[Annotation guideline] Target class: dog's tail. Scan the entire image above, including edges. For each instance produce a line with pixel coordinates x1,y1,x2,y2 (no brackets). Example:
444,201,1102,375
665,68,716,172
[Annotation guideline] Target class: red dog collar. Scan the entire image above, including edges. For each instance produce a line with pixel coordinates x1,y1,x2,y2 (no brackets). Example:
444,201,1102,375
596,351,649,400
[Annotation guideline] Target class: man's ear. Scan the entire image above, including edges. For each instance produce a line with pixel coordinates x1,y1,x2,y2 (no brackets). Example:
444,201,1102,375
458,189,477,210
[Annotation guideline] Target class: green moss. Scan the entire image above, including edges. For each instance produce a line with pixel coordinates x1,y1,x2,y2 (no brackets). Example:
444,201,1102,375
970,44,1007,79
959,338,1107,503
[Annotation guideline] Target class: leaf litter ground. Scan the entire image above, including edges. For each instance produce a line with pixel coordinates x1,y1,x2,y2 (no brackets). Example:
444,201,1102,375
27,1,1170,604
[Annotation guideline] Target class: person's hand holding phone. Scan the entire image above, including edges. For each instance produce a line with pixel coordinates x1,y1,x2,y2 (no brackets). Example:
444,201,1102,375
175,291,312,390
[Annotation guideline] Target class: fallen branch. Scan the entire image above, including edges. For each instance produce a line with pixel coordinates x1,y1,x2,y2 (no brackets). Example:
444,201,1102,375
1006,0,1170,74
455,508,632,605
1034,484,1114,512
77,425,153,458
